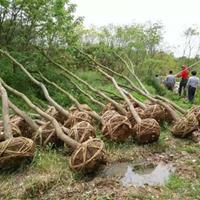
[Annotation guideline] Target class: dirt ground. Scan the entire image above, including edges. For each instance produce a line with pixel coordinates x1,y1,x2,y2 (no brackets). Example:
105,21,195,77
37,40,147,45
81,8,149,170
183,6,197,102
0,129,200,200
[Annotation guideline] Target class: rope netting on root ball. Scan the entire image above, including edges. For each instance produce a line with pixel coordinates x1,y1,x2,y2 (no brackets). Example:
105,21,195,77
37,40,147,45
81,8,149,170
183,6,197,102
171,112,199,138
191,130,200,143
0,136,35,169
101,102,118,115
127,107,146,127
93,67,161,144
123,99,141,111
1,77,107,173
143,104,166,123
133,118,160,144
101,110,133,141
10,115,34,138
69,104,92,113
69,138,106,173
64,110,92,128
68,121,96,143
33,121,63,147
46,106,67,124
187,106,200,124
123,97,166,124
0,117,21,142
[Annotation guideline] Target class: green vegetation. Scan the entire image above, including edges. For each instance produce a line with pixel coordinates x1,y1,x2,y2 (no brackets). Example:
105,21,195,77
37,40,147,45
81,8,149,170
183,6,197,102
1,0,200,199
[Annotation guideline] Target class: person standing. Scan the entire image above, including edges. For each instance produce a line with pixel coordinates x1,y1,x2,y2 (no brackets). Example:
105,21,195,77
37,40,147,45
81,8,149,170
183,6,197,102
154,74,161,84
187,71,199,103
165,70,176,91
176,65,189,96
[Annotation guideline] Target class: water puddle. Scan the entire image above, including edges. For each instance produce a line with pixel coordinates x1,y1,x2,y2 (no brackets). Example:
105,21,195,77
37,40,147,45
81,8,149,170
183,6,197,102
100,161,175,187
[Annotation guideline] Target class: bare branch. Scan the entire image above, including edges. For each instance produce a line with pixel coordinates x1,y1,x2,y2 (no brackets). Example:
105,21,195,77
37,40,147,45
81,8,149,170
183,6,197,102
113,52,149,94
68,76,105,108
1,79,79,149
40,50,127,115
0,49,70,119
39,72,102,122
97,67,141,123
8,100,39,131
0,82,13,139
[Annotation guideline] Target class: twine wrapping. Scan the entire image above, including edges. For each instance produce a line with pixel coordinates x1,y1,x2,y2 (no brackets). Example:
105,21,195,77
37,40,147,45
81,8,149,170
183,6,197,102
69,138,106,173
0,116,22,142
191,130,200,143
123,99,140,111
187,106,200,124
144,104,166,123
172,112,199,138
33,121,63,146
101,103,116,115
46,106,67,124
69,104,92,113
101,110,133,141
127,107,146,127
69,121,96,143
64,111,92,128
0,136,35,168
134,118,160,144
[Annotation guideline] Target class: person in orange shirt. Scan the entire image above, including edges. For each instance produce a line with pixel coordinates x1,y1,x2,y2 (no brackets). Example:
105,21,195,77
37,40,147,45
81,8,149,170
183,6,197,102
176,65,189,96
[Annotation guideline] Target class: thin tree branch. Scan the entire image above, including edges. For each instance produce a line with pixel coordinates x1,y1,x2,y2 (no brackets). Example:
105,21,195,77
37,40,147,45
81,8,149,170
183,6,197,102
0,49,70,119
0,82,13,139
1,79,80,149
40,50,127,115
8,100,39,131
39,72,102,122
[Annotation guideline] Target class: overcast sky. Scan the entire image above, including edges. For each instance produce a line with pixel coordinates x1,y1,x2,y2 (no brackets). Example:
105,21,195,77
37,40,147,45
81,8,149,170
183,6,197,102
71,0,200,57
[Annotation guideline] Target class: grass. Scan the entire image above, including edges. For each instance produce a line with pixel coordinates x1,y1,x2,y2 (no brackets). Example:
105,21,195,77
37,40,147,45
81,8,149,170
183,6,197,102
1,68,200,199
0,128,200,199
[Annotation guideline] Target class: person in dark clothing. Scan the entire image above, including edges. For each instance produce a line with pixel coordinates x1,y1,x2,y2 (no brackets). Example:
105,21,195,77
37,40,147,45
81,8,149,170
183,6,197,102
187,71,199,103
177,65,189,96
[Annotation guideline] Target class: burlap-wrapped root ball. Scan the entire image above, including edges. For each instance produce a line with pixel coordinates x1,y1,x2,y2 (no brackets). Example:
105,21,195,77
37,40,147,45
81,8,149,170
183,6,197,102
144,104,166,123
0,136,35,169
11,115,34,138
187,106,200,124
68,121,96,143
163,108,174,123
46,106,67,124
64,111,92,128
101,110,117,123
69,104,92,114
101,103,117,115
134,118,160,144
101,110,133,141
127,107,146,127
171,113,199,138
33,122,63,147
69,138,106,173
191,130,200,143
145,102,174,123
0,116,21,142
123,99,140,111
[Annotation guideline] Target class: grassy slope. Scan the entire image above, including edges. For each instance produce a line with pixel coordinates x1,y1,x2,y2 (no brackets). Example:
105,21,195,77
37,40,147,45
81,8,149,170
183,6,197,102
0,69,200,200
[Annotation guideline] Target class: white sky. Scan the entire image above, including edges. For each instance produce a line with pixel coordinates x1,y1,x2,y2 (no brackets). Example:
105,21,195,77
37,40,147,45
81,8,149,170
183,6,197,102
71,0,200,57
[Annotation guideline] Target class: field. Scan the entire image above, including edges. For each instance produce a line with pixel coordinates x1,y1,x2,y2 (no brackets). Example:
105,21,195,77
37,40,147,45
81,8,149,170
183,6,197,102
1,1,200,199
1,70,200,200
0,129,200,199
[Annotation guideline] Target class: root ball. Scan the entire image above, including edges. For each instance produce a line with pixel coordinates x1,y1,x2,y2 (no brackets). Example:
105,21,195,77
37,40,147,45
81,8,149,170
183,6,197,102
69,121,96,143
101,110,133,141
172,113,199,138
0,137,35,169
134,118,160,144
69,138,106,173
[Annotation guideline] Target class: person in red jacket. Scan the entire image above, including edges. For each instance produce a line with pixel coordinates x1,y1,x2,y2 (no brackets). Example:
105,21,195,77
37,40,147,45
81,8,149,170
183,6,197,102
176,65,189,96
